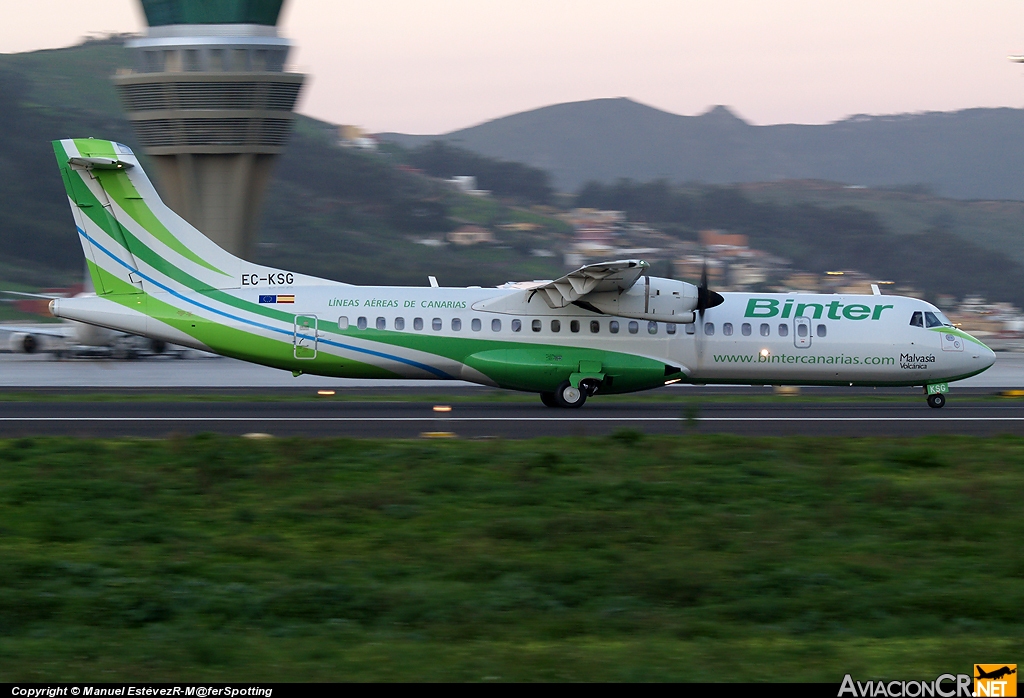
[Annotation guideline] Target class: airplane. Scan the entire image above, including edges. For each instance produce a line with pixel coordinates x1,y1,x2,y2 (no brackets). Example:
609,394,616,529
975,666,1017,681
1,290,174,358
47,138,995,408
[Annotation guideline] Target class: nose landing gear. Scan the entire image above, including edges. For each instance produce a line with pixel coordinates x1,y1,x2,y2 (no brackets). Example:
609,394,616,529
925,383,948,409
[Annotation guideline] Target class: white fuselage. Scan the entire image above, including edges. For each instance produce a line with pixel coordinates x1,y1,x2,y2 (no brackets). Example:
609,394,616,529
54,285,995,389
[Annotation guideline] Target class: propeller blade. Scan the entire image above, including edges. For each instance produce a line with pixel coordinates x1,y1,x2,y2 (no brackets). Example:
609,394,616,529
696,259,724,313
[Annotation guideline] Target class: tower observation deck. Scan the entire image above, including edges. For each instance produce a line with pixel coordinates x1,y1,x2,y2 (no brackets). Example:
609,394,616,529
114,0,305,259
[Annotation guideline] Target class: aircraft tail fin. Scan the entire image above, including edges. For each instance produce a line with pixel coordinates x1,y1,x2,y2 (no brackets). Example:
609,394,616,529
53,139,241,296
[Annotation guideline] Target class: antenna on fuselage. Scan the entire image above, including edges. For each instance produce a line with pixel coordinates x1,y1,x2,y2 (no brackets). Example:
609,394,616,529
428,276,439,288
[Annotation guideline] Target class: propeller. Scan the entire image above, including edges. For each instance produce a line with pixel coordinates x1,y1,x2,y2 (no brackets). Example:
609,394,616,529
696,260,724,315
692,259,724,364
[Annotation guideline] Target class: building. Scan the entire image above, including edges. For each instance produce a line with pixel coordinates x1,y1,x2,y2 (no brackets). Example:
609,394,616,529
699,229,748,251
447,176,489,197
339,125,378,151
114,0,306,259
447,225,495,246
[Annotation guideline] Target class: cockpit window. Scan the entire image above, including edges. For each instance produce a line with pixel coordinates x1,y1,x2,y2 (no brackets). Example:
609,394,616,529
924,311,944,328
910,311,923,328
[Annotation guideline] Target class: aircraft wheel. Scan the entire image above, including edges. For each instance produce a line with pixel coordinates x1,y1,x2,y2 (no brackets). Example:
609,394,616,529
540,392,559,408
554,381,587,409
927,393,946,409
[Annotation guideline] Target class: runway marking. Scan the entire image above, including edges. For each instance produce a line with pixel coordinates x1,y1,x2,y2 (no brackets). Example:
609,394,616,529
3,417,1024,423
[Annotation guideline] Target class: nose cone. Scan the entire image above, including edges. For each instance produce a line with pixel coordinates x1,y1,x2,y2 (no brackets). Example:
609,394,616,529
974,339,997,373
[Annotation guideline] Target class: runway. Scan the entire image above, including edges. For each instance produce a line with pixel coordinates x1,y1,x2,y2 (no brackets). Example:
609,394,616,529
3,395,1024,437
2,350,1024,438
1,350,1023,388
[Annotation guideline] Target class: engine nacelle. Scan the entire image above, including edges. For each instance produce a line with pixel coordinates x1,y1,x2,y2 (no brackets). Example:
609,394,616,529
587,276,699,324
9,332,40,354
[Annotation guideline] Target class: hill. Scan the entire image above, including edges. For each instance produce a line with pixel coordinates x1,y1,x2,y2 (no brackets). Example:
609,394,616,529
379,98,1024,200
576,179,1024,307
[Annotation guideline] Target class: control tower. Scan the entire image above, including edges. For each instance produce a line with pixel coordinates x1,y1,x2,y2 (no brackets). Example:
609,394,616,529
114,0,305,259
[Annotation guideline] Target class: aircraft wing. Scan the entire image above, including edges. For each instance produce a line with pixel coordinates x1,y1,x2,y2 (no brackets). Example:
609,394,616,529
529,260,650,308
0,290,66,299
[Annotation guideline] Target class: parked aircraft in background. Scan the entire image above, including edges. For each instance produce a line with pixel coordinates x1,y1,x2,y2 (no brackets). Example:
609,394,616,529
48,139,994,407
1,290,173,358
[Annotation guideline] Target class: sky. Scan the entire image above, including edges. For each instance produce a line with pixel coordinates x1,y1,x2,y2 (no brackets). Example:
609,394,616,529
3,0,1024,134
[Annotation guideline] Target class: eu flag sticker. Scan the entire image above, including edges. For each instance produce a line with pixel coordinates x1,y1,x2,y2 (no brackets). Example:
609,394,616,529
259,295,277,304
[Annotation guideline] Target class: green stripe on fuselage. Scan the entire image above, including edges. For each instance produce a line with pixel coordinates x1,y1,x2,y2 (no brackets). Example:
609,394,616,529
90,265,402,379
929,326,988,348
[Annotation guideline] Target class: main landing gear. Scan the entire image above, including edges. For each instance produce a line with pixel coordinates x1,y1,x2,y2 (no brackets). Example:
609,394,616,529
927,393,946,409
540,380,601,408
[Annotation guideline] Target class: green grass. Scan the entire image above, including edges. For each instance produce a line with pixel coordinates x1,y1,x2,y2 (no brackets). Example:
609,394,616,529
0,435,1022,681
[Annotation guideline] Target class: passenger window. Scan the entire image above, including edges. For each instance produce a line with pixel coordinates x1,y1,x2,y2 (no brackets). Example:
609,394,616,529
395,317,405,331
414,317,424,331
628,321,639,334
492,318,501,332
704,322,715,336
551,319,561,332
357,316,368,330
797,323,808,338
760,323,770,337
338,316,349,330
685,323,695,335
471,318,481,331
816,324,827,337
778,323,789,337
648,321,658,335
571,320,580,333
452,318,462,331
910,311,924,328
741,323,752,336
532,319,542,332
590,320,600,333
924,311,943,328
610,320,620,334
432,318,442,331
723,322,733,336
512,319,522,332
376,317,386,330
666,323,676,335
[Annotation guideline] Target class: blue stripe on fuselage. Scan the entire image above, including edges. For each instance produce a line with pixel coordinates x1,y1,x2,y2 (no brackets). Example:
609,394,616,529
77,227,454,379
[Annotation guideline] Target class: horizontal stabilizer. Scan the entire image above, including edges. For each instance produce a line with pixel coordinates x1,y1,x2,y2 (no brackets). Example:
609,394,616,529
68,156,134,170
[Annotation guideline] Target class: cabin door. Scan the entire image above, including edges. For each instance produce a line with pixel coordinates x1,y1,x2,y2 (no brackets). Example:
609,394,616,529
794,317,812,349
294,314,318,360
